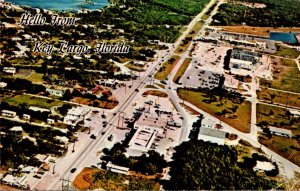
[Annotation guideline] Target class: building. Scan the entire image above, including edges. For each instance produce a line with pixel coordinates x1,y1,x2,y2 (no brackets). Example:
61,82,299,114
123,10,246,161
0,82,7,88
3,67,16,75
198,127,227,145
54,136,69,144
46,88,65,97
201,118,216,129
289,109,300,117
47,118,55,124
64,107,91,126
129,125,164,152
132,61,146,67
23,114,31,120
1,110,17,118
269,126,292,138
29,106,50,113
106,161,129,175
1,174,29,189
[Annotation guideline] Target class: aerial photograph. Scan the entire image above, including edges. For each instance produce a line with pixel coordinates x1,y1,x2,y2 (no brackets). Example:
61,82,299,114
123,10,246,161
0,0,299,190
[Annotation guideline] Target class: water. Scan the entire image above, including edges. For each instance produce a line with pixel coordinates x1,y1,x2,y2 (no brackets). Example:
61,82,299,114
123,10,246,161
7,0,109,11
269,32,300,44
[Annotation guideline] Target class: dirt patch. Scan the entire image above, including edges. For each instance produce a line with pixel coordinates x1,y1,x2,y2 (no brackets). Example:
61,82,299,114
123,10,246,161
216,26,300,37
142,90,168,98
73,168,95,190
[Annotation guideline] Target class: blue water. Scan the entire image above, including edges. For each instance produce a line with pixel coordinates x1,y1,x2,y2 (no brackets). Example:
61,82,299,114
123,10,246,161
270,32,300,44
7,0,109,11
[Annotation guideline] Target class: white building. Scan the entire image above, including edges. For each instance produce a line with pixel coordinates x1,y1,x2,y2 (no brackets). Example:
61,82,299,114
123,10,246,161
106,161,129,175
1,110,17,118
0,82,7,88
47,118,55,124
64,107,91,126
289,109,300,117
29,106,50,113
198,127,227,145
1,174,29,189
46,88,65,97
3,67,16,75
23,114,31,120
129,125,164,152
201,118,216,129
269,126,292,138
54,136,69,144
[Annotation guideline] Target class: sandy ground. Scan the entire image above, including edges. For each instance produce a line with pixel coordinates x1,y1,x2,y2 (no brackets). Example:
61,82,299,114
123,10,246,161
215,26,300,37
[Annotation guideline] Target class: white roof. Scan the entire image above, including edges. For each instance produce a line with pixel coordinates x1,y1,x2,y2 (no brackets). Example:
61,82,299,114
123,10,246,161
107,161,129,172
1,110,16,114
55,136,69,143
67,107,90,116
198,134,225,145
254,161,275,171
29,106,50,113
289,109,300,116
10,126,23,132
269,126,292,136
0,82,7,88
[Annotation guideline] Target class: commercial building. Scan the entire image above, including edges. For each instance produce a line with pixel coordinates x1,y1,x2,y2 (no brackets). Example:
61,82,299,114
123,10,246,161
64,107,91,126
3,67,16,75
198,127,227,145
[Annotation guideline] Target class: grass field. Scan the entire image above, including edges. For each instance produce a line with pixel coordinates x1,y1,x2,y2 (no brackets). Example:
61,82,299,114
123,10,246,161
177,89,251,133
175,21,204,54
73,168,159,190
256,104,300,134
259,134,300,166
3,94,63,109
273,45,300,59
142,90,168,98
125,63,145,72
154,55,180,81
145,85,158,89
155,83,165,89
173,58,192,83
260,58,300,93
216,26,300,37
257,88,300,108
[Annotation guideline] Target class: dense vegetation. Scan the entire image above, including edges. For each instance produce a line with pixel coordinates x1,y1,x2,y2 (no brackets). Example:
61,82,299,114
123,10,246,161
102,143,167,175
212,0,300,27
163,140,277,190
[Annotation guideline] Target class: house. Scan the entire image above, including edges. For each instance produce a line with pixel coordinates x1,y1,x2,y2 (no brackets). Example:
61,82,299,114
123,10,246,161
198,127,227,145
29,106,50,113
269,126,292,138
47,118,55,124
289,109,300,117
9,126,23,142
54,136,69,144
106,161,129,175
1,110,17,118
132,61,146,67
23,114,31,120
0,82,7,88
46,88,65,97
3,67,16,75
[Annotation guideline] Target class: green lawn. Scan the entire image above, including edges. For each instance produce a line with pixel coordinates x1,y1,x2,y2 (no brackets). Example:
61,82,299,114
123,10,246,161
256,103,300,134
177,89,251,133
3,94,64,109
273,44,300,59
154,55,181,81
259,133,300,166
257,88,300,108
173,57,192,83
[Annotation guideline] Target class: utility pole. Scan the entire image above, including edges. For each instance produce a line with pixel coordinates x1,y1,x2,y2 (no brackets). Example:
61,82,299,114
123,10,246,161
52,164,55,174
72,142,75,153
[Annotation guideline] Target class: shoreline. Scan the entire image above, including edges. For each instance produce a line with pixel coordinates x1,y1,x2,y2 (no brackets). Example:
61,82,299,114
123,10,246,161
2,0,110,13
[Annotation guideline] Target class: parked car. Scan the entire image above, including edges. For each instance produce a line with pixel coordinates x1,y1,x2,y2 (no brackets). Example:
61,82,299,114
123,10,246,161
70,168,77,173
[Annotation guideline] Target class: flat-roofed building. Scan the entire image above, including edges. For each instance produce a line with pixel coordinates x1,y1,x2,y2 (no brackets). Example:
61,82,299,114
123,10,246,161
129,125,164,152
1,110,17,118
289,109,300,117
269,126,292,138
106,161,129,175
3,67,16,75
198,127,227,145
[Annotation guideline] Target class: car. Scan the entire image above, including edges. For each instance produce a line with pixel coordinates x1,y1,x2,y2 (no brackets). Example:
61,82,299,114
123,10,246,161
90,134,96,139
102,121,108,125
33,175,41,179
49,159,55,163
135,88,139,92
101,131,106,135
101,114,106,119
70,168,77,173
